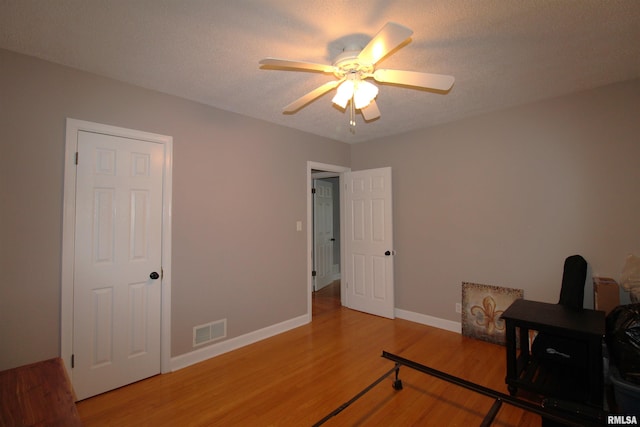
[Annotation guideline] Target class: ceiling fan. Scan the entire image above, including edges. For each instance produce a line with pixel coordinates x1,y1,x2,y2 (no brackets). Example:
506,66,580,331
259,22,455,129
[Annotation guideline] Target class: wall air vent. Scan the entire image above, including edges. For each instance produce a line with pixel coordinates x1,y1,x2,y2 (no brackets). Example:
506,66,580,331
193,319,227,347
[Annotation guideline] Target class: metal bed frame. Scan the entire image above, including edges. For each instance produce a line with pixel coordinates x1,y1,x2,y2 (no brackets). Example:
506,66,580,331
313,351,607,427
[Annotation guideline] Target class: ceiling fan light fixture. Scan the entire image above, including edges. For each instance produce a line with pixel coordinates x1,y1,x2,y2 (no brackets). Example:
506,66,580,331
353,80,378,109
331,80,354,108
332,79,378,110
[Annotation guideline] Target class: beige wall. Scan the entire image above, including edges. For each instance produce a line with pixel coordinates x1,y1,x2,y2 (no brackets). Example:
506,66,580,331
2,46,639,372
0,49,350,369
351,79,640,322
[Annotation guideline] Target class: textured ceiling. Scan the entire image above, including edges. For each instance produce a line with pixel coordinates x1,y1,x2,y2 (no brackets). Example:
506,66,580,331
1,1,639,143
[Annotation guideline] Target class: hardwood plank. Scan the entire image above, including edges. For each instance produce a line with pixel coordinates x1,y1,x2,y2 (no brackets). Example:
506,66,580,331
0,358,82,427
77,291,541,426
312,280,341,316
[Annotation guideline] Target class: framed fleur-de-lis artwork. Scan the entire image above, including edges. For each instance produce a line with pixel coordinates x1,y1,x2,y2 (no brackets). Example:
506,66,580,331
461,282,523,345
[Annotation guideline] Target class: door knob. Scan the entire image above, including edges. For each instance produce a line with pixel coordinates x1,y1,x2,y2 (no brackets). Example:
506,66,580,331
150,272,160,280
385,251,391,256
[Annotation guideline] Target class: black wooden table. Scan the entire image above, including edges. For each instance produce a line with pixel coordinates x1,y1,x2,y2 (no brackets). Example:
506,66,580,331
501,299,605,406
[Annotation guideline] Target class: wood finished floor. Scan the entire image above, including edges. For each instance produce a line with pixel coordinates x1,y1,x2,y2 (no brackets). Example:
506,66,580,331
76,281,541,426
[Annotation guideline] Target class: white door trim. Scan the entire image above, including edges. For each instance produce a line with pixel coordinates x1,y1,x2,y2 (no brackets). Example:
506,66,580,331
307,162,350,317
61,118,173,379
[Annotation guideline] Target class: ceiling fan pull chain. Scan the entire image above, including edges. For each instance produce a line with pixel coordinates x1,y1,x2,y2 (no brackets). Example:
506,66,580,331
349,97,356,134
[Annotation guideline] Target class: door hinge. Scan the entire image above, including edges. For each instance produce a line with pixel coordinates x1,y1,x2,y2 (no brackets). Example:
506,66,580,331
312,270,317,277
71,354,75,368
75,152,79,165
311,187,316,194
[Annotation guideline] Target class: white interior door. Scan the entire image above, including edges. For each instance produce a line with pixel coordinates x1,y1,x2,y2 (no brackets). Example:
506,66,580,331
314,179,334,291
344,167,394,318
72,130,163,400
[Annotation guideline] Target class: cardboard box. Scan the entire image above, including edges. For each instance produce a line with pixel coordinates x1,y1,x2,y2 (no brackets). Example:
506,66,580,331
593,277,620,315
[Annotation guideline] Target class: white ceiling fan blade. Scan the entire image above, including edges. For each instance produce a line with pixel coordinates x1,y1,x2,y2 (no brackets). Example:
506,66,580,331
357,22,413,65
283,80,342,113
373,69,455,91
259,58,335,73
361,100,381,121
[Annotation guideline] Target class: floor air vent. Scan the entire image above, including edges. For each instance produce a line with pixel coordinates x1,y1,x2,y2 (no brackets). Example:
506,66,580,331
193,319,227,347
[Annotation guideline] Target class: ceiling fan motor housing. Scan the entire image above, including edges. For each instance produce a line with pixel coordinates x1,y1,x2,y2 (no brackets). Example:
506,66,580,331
333,50,374,79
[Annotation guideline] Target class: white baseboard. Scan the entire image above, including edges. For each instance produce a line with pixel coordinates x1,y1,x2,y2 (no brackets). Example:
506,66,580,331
170,313,310,371
331,265,340,282
170,309,460,372
395,308,461,334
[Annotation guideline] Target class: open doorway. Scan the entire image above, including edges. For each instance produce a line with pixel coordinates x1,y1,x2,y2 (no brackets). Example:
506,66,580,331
312,174,340,315
307,163,396,320
307,162,350,319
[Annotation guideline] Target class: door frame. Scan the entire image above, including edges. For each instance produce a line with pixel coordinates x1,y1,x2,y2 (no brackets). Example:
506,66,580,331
307,161,349,317
61,118,173,378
